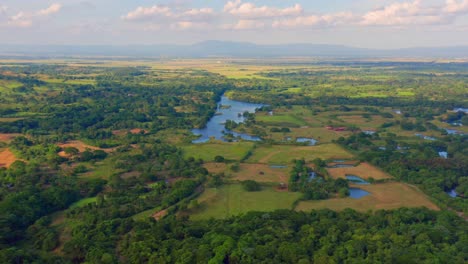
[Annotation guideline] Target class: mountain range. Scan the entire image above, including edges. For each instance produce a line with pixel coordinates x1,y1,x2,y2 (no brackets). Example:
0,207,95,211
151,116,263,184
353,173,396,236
1,40,467,58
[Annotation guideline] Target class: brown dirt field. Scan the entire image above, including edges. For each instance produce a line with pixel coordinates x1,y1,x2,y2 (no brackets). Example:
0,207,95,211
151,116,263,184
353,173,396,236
113,128,148,135
296,182,439,212
203,162,228,174
0,133,21,142
231,164,289,183
57,140,115,153
121,171,142,179
327,162,393,180
0,148,19,168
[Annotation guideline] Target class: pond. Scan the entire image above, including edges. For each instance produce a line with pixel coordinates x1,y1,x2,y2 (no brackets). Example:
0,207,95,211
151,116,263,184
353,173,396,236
346,175,370,185
296,137,318,146
349,188,370,199
192,95,265,143
270,165,287,169
328,164,355,168
447,189,458,198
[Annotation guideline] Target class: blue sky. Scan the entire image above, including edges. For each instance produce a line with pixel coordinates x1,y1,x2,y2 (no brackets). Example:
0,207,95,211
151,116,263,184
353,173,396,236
0,0,468,48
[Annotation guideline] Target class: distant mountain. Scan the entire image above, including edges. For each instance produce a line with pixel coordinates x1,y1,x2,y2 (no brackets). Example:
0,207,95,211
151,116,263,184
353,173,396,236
0,40,467,58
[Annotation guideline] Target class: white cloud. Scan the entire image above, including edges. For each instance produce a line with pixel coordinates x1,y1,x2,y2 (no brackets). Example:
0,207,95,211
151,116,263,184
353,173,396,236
37,3,62,16
273,12,355,28
445,0,468,13
123,5,214,21
122,5,172,21
224,1,303,19
223,19,266,30
361,0,454,26
8,12,32,28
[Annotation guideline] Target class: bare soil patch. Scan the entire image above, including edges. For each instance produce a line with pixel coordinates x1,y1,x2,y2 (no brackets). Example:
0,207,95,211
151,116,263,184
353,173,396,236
0,148,19,168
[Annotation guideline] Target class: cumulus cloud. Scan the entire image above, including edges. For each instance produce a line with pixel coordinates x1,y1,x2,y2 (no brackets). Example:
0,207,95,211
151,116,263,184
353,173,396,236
224,0,303,19
122,5,214,22
122,5,172,21
223,19,266,30
121,1,468,31
8,11,32,28
360,0,468,26
445,0,468,13
273,12,355,29
37,3,62,16
1,3,62,28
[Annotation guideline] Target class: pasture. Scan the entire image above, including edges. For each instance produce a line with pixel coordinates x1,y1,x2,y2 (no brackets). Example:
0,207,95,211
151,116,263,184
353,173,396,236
229,163,289,183
182,141,254,162
296,182,439,212
247,143,354,164
190,184,302,220
327,162,393,180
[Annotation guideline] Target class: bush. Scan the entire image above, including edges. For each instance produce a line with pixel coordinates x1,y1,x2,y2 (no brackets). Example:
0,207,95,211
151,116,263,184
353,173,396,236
214,155,225,162
241,180,261,192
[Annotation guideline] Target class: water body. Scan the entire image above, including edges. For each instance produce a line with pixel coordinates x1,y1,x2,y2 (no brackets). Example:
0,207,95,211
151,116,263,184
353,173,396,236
192,95,264,143
328,164,355,168
438,151,448,159
447,189,458,198
308,172,317,182
270,165,287,169
296,137,318,146
346,175,370,185
349,188,370,199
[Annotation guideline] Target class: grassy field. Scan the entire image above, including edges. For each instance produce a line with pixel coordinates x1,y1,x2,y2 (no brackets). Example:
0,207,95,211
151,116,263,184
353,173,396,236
256,113,307,127
229,163,289,183
69,197,98,209
247,143,354,164
182,141,255,161
296,182,439,212
190,184,302,220
327,162,393,180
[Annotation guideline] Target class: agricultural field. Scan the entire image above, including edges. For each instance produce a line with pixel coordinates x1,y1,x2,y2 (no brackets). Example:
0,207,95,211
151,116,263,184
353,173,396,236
247,143,354,164
190,184,302,220
296,182,439,212
327,162,393,181
182,141,254,161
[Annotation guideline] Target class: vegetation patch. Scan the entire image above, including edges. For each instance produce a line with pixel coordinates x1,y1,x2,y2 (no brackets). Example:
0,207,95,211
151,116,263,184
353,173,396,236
182,142,254,162
190,184,302,220
248,144,354,164
327,162,393,181
296,182,439,212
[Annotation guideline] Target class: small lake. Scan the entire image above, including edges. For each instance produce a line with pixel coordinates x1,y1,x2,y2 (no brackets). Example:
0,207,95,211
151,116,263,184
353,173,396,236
296,137,318,146
192,96,264,143
447,189,458,198
346,175,370,185
349,188,370,199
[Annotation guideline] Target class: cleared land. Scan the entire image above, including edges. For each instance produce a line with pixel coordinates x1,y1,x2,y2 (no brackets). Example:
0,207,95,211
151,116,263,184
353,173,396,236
0,148,19,168
57,140,115,157
296,182,439,212
190,184,302,220
327,162,393,180
230,163,289,183
0,133,20,142
247,144,353,164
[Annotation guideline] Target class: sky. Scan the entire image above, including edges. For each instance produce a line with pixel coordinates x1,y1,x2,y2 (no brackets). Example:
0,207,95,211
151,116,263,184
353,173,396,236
0,0,468,48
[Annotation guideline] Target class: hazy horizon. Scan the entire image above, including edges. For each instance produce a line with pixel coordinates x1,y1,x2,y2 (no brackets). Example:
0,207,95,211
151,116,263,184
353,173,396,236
1,1,468,49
